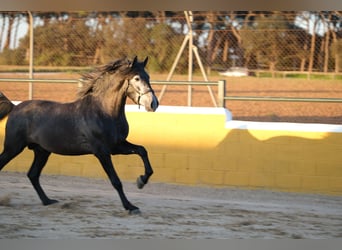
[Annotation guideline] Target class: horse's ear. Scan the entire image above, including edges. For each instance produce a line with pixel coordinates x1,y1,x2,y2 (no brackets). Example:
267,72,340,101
130,56,138,68
143,57,148,67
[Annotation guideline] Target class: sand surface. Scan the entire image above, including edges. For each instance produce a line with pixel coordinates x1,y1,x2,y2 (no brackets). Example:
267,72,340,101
0,172,341,239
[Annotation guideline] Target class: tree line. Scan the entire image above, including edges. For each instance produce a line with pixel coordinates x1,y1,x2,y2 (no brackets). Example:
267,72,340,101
0,11,341,73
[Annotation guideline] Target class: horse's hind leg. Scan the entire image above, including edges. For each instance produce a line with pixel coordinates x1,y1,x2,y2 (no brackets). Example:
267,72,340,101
0,144,26,171
27,146,57,206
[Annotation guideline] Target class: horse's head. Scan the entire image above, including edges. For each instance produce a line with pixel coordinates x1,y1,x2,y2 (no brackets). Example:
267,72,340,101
125,56,159,112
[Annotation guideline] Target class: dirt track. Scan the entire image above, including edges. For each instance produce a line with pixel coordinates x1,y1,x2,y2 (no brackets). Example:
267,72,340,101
0,172,341,239
1,73,342,238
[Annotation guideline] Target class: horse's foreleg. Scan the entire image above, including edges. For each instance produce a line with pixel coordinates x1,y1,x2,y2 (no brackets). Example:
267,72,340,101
27,147,57,206
112,141,153,189
95,153,140,214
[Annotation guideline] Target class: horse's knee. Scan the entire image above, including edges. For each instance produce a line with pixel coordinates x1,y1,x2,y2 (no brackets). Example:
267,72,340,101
147,169,153,176
137,146,148,157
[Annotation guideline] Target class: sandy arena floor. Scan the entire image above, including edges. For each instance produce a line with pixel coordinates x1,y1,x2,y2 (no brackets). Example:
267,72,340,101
0,74,341,239
0,172,341,239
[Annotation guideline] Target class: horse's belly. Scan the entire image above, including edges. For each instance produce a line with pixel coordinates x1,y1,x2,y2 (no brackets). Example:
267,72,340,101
30,127,92,155
28,116,127,155
40,139,92,155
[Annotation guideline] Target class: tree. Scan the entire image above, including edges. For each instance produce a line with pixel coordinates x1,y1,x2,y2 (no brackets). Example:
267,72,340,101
325,11,342,73
240,13,300,74
331,38,342,73
0,12,27,65
2,13,15,50
149,22,183,72
16,15,97,66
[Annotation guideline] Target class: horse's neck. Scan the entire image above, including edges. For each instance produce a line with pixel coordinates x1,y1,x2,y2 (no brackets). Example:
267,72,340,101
99,88,127,118
115,95,127,118
83,74,128,118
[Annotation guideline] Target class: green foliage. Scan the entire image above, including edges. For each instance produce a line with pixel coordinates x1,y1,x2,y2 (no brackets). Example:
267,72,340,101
0,48,27,65
330,39,342,70
240,14,303,71
97,19,185,73
0,13,189,73
31,21,97,66
149,23,186,72
101,17,152,62
0,11,340,74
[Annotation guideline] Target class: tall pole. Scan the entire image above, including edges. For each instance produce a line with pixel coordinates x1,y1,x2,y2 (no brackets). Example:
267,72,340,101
186,11,193,106
158,34,189,101
160,11,217,107
28,11,34,100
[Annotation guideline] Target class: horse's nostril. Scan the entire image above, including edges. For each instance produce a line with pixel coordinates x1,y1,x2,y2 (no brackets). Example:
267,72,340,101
151,97,159,111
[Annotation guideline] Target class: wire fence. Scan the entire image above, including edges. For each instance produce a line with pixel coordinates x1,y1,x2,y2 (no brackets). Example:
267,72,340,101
0,11,341,76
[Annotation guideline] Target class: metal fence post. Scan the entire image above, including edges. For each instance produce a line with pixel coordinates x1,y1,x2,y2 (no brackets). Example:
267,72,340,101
28,11,34,100
217,80,226,108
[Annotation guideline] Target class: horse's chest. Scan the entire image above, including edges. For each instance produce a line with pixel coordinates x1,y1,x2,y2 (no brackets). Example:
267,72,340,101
101,119,129,143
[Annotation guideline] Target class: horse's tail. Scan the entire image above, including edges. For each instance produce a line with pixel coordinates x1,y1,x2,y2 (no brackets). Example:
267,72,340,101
0,92,14,120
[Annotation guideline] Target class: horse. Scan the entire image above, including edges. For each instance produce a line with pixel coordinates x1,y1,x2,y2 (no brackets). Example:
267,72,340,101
0,56,159,214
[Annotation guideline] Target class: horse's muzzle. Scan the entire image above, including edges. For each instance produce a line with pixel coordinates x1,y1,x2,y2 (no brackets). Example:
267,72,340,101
139,92,159,112
150,94,159,112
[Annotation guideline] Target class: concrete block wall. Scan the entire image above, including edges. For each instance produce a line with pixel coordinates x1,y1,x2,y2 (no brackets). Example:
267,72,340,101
1,106,341,195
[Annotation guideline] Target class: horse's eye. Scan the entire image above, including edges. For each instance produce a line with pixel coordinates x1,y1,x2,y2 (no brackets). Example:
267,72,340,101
134,77,140,81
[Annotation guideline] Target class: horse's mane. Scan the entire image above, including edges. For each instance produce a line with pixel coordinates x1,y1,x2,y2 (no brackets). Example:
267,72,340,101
77,57,131,98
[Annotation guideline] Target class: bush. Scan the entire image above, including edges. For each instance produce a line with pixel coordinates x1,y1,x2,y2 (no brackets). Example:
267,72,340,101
0,48,27,65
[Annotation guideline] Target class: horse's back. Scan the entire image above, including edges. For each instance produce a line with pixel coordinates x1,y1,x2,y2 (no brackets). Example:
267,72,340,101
7,100,70,130
5,100,89,153
5,98,129,155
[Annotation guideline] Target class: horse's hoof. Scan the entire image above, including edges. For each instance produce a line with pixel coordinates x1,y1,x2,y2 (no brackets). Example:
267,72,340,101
136,176,145,189
43,199,59,206
129,208,141,215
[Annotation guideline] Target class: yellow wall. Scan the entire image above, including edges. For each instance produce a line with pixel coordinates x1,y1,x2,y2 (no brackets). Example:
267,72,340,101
1,106,342,195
